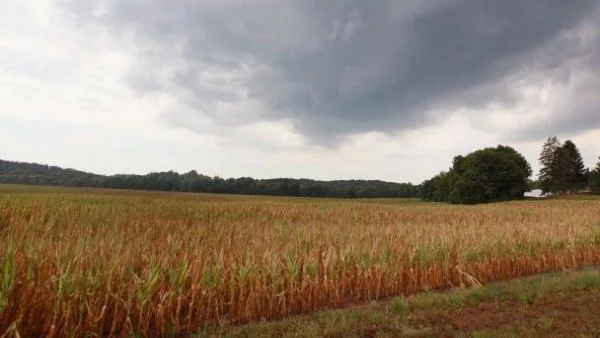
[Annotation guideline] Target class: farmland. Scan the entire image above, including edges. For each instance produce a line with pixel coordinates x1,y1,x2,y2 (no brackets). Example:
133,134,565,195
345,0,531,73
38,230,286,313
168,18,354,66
1,185,600,336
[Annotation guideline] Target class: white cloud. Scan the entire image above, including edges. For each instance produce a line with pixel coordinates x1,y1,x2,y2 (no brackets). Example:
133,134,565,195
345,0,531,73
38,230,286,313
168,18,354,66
0,0,157,131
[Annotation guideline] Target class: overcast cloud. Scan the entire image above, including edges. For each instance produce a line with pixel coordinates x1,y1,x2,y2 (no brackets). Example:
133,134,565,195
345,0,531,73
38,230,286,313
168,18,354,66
1,0,600,182
61,0,600,142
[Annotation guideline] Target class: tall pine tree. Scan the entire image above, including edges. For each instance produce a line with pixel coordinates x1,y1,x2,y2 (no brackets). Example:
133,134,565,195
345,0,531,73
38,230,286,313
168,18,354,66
591,157,600,195
539,137,588,194
560,140,587,191
538,136,560,194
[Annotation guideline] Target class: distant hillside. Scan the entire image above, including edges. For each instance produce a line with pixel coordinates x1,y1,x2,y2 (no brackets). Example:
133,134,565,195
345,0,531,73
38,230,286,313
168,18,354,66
0,159,420,198
0,159,105,187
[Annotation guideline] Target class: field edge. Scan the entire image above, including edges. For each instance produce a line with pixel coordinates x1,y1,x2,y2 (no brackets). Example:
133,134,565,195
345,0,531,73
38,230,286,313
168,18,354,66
197,267,600,337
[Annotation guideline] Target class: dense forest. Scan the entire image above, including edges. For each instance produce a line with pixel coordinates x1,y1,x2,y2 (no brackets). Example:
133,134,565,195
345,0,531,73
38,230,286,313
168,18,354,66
0,159,420,198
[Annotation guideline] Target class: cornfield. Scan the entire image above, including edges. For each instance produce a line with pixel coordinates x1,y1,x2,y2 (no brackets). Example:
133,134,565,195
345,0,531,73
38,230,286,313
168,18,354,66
1,186,599,336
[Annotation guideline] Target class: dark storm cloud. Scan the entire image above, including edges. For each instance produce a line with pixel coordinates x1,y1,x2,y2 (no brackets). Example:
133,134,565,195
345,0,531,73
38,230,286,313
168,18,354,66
62,0,600,143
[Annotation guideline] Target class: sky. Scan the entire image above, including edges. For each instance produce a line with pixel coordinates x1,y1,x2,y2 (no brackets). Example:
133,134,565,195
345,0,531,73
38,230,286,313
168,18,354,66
1,0,600,183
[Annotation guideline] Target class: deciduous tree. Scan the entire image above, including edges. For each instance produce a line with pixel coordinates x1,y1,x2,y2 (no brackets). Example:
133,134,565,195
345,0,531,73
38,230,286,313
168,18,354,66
422,146,532,205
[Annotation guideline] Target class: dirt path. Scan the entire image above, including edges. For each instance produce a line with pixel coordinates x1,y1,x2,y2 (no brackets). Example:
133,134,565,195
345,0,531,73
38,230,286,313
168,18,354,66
413,289,600,337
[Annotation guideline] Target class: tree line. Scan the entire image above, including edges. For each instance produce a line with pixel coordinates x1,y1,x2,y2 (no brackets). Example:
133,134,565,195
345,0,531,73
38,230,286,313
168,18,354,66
0,159,420,198
422,137,600,204
2,136,598,202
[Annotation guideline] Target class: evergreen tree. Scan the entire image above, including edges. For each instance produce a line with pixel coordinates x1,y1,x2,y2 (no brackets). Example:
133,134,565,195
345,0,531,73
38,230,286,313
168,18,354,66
590,157,600,195
538,136,560,194
539,138,588,194
560,140,587,191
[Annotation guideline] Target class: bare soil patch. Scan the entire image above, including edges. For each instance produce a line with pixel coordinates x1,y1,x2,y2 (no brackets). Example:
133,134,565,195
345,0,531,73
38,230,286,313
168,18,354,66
414,289,600,337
